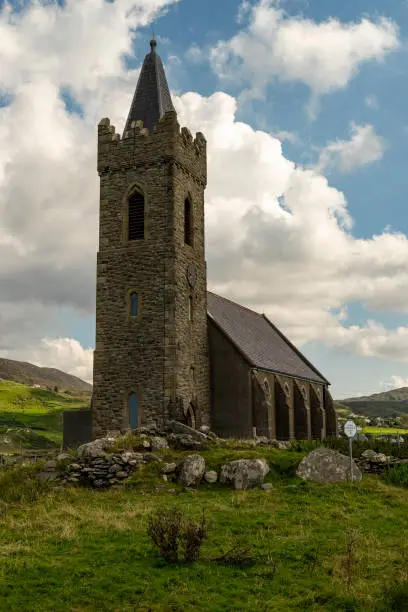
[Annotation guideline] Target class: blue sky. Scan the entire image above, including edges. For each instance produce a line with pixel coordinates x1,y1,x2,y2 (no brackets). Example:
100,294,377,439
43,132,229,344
1,0,408,398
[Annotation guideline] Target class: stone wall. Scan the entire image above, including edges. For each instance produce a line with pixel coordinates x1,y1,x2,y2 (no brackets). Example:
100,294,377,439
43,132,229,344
92,111,209,437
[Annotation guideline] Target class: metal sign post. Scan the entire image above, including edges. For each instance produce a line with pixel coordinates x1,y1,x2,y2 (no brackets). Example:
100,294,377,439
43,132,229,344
344,420,357,482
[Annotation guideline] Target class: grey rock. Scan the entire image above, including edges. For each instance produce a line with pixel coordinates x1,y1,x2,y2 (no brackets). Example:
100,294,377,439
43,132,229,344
167,420,209,443
161,462,177,474
168,433,209,450
296,448,362,483
199,425,210,434
115,471,129,479
361,450,388,463
122,451,144,463
261,483,273,490
43,460,57,471
220,458,269,490
56,453,72,462
77,437,116,458
178,454,206,486
150,437,169,451
204,470,218,483
143,453,162,463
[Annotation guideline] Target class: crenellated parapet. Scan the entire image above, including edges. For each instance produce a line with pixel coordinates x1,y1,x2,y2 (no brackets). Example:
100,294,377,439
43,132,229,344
97,111,207,185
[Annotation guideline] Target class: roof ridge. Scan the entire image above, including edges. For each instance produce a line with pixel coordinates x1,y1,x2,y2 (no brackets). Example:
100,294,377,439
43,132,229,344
261,314,330,385
207,291,263,318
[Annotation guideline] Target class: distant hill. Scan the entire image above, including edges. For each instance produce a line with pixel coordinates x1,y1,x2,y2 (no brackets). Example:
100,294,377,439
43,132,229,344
0,358,92,394
336,387,408,419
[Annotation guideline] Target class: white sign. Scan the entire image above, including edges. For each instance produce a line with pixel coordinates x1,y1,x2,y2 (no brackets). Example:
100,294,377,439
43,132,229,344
344,420,357,438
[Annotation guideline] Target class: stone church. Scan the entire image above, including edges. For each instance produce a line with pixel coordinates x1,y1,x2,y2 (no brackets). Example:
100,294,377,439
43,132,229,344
90,40,337,442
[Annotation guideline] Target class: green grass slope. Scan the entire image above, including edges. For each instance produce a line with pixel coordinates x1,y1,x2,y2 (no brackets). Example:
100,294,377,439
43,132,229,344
0,381,90,451
1,459,408,611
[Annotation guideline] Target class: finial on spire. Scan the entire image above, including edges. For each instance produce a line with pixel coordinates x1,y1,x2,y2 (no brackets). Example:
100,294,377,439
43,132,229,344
150,28,156,52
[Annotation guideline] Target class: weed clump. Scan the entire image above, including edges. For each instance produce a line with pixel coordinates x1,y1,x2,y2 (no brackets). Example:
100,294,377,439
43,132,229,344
0,465,53,503
147,505,207,563
382,463,408,488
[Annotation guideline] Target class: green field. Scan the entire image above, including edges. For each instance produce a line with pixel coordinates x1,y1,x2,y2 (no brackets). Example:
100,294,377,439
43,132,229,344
362,426,408,435
1,449,408,611
0,381,90,451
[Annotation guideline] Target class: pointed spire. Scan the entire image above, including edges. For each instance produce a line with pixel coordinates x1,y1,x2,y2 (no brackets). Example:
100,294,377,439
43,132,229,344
123,38,175,135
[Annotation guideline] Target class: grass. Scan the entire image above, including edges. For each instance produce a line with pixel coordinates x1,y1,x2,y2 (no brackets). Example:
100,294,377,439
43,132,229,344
1,457,408,611
362,426,408,435
0,381,90,451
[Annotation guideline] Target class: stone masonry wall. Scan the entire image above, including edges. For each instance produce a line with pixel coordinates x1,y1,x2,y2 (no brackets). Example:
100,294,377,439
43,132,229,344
92,111,209,438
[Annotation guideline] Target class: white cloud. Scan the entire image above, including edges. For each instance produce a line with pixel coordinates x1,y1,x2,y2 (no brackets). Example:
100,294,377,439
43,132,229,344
316,123,385,173
0,0,180,379
175,91,408,363
209,0,399,108
380,375,408,391
271,129,298,144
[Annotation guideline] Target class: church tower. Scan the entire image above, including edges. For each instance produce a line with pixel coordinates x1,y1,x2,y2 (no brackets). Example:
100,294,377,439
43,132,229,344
92,40,210,437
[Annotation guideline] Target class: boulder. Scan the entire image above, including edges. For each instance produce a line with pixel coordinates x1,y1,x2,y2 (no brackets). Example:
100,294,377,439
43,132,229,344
219,458,269,490
178,454,206,487
204,470,218,483
150,437,169,451
199,425,210,434
77,437,116,458
161,462,177,474
361,450,387,463
168,433,209,451
167,420,209,443
296,448,362,483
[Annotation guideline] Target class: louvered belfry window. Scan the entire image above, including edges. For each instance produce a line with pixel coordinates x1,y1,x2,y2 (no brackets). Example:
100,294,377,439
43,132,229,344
128,190,145,240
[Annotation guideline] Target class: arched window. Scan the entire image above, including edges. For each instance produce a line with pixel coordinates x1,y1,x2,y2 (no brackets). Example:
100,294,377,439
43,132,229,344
128,190,144,240
129,292,139,317
184,198,193,246
263,379,271,398
129,393,138,430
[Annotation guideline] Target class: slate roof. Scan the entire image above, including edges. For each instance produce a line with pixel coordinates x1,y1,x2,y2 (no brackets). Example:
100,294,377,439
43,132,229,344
207,292,329,385
123,39,175,136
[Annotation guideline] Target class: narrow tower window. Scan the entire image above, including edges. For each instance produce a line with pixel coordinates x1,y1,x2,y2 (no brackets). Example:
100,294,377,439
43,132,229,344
184,198,193,246
128,190,145,240
188,296,193,321
130,292,139,317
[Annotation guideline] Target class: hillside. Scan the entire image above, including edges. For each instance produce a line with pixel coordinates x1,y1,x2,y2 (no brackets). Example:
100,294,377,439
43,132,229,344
0,357,92,394
0,381,90,451
334,386,408,419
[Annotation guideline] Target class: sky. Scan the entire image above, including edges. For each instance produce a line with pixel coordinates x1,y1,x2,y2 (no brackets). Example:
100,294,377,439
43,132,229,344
1,0,408,399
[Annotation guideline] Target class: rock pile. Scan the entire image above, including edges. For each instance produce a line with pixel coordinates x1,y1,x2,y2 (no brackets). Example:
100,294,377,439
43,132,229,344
357,450,408,475
58,451,148,488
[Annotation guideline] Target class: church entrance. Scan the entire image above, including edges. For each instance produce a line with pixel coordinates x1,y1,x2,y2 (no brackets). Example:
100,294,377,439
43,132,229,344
129,393,138,430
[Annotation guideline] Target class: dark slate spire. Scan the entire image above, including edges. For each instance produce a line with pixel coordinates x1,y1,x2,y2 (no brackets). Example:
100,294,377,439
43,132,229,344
123,39,175,135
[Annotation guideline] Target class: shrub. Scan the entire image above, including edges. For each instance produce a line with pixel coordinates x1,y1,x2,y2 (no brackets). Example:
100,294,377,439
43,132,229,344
382,464,408,488
0,466,53,503
147,506,207,563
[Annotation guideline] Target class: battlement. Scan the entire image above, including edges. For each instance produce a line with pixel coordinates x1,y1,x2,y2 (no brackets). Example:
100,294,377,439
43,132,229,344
97,111,207,184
